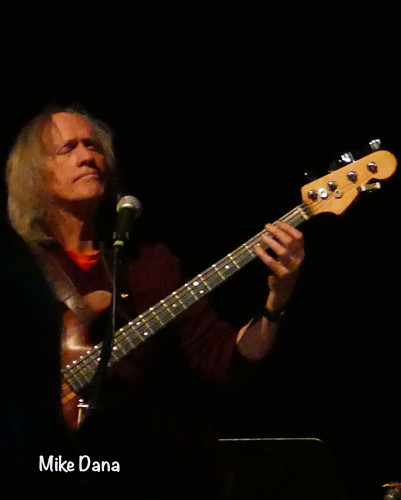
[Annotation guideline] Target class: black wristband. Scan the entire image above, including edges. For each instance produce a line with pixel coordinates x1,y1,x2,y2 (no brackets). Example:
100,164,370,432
260,306,286,323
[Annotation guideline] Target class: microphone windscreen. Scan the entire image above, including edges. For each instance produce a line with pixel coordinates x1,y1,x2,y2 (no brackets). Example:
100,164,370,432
116,195,142,217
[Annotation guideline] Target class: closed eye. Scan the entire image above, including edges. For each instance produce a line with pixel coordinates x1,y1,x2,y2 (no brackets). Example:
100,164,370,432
83,138,101,152
56,138,101,155
56,139,77,155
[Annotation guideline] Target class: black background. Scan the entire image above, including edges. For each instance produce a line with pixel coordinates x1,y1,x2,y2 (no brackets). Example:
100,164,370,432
2,5,401,499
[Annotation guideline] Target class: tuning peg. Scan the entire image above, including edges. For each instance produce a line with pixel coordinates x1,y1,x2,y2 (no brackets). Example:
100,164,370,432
340,151,355,164
369,138,381,152
361,138,382,156
326,152,356,173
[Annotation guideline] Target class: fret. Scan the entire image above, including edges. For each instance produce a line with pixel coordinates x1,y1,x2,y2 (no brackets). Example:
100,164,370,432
246,232,264,250
148,306,165,327
111,345,120,360
78,358,97,379
118,329,143,353
74,354,96,376
185,278,208,300
242,242,254,256
227,253,240,269
64,368,88,392
160,298,177,320
294,205,310,223
113,333,129,355
162,295,181,318
144,312,163,333
62,368,78,390
232,248,254,267
212,263,226,281
180,285,198,308
219,262,233,276
118,324,137,348
64,360,84,380
133,315,153,340
172,290,186,310
202,273,222,290
281,213,300,227
280,205,310,227
184,283,198,305
111,341,126,358
197,273,212,292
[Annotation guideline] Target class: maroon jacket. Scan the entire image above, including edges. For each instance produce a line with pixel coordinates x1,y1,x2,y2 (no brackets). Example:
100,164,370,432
42,239,258,498
52,240,247,391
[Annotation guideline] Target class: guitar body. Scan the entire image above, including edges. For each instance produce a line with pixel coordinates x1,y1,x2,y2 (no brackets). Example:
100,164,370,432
61,290,111,428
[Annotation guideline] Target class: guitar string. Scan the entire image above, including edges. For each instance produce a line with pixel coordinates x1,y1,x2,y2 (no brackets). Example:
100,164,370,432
62,202,331,387
63,201,335,388
63,167,378,388
63,205,309,388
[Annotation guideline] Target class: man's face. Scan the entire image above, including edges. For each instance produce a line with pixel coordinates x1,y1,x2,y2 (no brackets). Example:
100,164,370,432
42,112,107,204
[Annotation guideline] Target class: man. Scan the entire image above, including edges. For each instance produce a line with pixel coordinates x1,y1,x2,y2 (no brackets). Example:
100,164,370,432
5,106,304,498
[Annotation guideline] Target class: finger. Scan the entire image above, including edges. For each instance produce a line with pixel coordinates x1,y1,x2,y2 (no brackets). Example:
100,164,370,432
275,220,303,241
261,232,292,261
265,222,304,253
264,223,293,248
254,243,293,277
264,223,304,262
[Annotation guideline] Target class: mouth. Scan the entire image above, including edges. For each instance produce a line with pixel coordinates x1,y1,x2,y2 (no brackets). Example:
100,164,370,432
74,171,101,182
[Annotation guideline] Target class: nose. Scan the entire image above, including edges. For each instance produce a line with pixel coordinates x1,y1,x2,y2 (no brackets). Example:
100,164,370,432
75,142,97,168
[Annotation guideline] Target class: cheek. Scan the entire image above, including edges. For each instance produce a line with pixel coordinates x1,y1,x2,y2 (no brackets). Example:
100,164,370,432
46,170,69,192
44,162,74,196
96,155,107,174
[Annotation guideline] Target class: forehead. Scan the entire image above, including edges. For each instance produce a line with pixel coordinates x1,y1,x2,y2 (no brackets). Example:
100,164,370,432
42,112,94,147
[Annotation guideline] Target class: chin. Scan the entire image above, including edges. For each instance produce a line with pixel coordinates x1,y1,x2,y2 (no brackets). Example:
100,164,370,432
78,185,106,200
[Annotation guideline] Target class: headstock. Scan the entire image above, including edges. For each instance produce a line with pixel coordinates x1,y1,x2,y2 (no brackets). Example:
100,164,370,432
301,145,397,216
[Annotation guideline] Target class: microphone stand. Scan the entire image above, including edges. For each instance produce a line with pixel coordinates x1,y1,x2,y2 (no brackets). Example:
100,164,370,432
85,195,141,421
86,240,125,419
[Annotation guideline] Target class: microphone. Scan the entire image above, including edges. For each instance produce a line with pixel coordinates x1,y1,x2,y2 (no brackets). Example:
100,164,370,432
113,195,142,246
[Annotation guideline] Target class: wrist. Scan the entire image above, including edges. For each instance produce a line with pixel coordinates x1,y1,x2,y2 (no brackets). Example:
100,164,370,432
260,305,286,323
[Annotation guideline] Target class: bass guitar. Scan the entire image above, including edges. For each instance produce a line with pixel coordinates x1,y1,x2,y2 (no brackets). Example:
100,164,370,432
61,146,397,428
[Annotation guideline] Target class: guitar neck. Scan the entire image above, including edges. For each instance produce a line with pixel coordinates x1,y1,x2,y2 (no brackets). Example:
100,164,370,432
63,203,311,393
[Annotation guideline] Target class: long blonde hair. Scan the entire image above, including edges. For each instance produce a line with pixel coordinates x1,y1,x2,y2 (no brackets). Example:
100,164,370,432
5,105,119,243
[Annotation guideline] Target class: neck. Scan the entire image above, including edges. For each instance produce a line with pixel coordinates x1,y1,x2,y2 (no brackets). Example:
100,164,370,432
47,200,99,253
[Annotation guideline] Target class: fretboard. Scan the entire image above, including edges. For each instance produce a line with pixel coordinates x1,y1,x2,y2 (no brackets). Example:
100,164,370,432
63,203,310,393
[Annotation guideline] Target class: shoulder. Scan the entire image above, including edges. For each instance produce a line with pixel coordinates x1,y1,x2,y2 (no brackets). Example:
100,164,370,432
129,241,181,277
127,242,183,299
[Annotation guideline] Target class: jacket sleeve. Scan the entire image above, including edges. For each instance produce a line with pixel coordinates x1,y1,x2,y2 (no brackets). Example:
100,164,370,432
127,242,263,385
